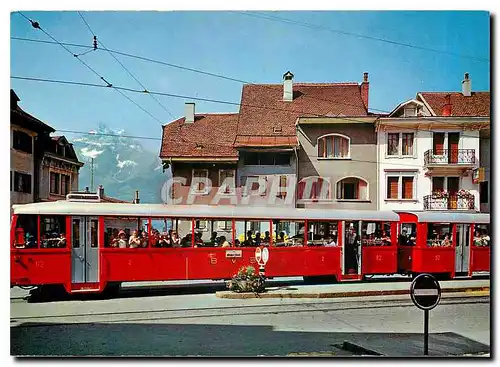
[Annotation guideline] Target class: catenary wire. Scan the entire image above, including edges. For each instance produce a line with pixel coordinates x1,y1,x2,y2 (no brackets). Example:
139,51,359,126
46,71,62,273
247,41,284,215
234,11,490,63
11,75,489,142
77,11,175,119
11,35,490,133
16,11,163,124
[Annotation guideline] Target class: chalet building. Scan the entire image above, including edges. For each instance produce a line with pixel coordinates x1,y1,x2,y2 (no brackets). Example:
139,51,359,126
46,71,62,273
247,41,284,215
377,73,490,212
10,89,84,208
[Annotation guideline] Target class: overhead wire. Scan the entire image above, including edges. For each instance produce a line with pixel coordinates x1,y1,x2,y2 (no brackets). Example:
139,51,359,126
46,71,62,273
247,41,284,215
16,11,163,125
234,11,490,63
11,35,490,133
76,11,175,119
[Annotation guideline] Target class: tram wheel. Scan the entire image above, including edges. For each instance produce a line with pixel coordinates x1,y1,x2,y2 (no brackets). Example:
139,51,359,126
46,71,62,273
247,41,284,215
103,282,121,298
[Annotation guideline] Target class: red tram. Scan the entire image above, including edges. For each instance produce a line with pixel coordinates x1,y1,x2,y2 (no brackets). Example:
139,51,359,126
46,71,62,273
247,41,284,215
10,194,490,295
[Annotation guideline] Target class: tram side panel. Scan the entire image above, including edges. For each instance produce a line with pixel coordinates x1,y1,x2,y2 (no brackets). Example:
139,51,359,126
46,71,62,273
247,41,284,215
471,247,490,272
11,250,71,287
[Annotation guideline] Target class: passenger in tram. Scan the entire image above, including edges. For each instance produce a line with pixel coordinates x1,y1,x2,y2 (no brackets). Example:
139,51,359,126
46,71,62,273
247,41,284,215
441,233,452,247
243,230,255,247
180,233,192,247
117,230,128,248
324,236,337,247
129,230,142,248
25,232,36,248
171,231,181,247
194,232,204,247
220,236,231,248
481,230,490,247
56,233,67,248
254,232,262,246
381,231,391,246
209,231,218,247
274,231,286,247
150,229,160,247
234,239,241,247
345,227,360,274
263,231,271,244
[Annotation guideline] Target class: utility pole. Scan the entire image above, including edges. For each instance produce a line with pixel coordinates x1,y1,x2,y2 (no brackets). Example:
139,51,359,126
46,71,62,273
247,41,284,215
90,157,94,192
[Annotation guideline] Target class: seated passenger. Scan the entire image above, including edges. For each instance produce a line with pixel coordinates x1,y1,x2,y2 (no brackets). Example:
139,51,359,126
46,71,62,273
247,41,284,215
481,230,490,247
56,233,67,248
181,234,192,247
324,236,337,247
473,230,482,246
158,232,171,247
234,239,241,247
263,231,271,244
275,231,286,246
209,231,218,247
220,236,231,248
254,232,262,246
381,231,391,245
129,230,141,248
243,230,254,247
117,230,128,248
194,232,204,247
150,229,160,247
171,231,181,247
441,234,451,247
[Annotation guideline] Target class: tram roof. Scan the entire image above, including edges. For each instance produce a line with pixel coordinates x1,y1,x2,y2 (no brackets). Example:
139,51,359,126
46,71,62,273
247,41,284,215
12,201,400,221
401,211,490,224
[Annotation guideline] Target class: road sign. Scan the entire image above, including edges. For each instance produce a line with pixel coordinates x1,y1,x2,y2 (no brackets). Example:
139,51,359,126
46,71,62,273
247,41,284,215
410,273,442,310
410,273,442,356
255,247,262,264
261,247,269,265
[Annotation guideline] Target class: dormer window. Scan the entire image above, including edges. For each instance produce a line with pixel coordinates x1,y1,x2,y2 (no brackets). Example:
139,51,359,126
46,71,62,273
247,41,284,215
404,106,417,117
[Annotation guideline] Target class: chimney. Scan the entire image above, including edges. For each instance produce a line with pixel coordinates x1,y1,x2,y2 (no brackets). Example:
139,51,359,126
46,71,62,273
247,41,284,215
85,186,90,193
462,72,471,97
185,103,195,123
134,190,140,204
98,184,104,198
442,94,452,116
283,71,294,102
361,72,369,110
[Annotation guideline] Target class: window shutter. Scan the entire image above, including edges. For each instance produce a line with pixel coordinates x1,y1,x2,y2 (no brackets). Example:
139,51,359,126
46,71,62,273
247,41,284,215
433,133,445,154
318,138,325,158
387,177,399,199
358,179,367,200
402,177,413,199
297,180,306,200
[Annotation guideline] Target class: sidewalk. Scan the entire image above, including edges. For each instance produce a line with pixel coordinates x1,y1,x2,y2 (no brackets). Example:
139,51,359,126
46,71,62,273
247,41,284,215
216,279,490,299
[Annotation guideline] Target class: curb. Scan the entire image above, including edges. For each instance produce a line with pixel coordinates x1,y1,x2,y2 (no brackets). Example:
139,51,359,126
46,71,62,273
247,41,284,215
215,286,489,299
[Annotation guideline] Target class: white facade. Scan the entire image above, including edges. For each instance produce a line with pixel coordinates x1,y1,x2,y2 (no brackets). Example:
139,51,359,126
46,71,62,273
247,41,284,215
377,116,482,212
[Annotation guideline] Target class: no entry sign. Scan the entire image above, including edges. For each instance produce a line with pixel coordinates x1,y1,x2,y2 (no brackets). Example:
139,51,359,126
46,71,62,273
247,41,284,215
410,273,442,355
410,273,442,310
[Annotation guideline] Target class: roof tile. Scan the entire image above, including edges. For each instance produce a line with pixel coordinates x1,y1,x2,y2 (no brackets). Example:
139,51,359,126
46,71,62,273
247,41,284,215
419,92,490,117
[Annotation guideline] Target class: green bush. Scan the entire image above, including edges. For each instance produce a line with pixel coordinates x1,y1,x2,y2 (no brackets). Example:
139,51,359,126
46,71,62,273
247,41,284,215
226,266,266,293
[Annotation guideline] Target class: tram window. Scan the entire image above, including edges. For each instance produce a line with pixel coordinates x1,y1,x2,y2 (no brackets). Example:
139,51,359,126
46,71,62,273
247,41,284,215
14,215,38,249
307,221,338,247
427,223,453,247
72,219,80,248
399,223,416,246
361,222,391,246
236,220,272,247
272,220,305,247
90,220,98,248
473,224,490,247
104,217,147,248
192,219,234,248
40,215,67,249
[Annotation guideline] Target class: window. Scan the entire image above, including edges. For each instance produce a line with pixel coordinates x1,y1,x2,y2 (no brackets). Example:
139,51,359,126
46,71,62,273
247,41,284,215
104,217,148,248
387,133,399,156
61,175,70,196
402,133,414,156
243,152,291,166
361,222,392,246
404,107,416,117
297,177,330,201
336,177,368,200
473,224,490,247
50,172,60,195
386,174,416,200
427,223,453,247
307,221,338,246
192,169,209,193
14,215,38,248
14,172,31,194
40,215,67,248
277,175,287,199
218,220,232,231
317,134,349,158
12,130,32,154
195,220,207,230
480,181,488,204
219,170,235,194
399,223,417,246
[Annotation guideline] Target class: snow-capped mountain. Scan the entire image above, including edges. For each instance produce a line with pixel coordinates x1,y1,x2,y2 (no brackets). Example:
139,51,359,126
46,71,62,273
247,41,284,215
73,123,168,203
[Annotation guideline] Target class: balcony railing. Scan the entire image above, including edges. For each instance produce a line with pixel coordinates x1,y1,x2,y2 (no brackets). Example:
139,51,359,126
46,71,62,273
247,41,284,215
423,192,475,211
424,149,476,166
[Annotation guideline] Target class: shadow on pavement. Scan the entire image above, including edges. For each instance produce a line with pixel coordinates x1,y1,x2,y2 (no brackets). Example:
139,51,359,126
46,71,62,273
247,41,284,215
11,321,489,357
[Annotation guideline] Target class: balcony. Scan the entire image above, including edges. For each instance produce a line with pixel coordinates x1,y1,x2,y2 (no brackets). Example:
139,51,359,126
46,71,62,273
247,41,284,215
424,149,476,166
423,191,476,211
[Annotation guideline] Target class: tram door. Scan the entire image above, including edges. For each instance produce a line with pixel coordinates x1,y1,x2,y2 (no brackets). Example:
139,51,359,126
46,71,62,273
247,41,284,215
342,221,362,275
71,217,99,283
455,224,470,274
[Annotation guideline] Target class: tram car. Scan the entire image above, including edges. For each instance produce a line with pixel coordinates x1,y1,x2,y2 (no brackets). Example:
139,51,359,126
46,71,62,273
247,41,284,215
10,193,490,295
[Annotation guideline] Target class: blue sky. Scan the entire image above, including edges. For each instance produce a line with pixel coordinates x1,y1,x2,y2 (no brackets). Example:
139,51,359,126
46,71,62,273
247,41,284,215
11,11,490,152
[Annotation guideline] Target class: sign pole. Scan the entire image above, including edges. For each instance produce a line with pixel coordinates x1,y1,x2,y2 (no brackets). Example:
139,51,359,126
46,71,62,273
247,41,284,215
424,309,429,355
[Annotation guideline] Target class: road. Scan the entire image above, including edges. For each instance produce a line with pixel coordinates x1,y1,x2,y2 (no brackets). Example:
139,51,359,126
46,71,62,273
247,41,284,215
10,282,490,357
